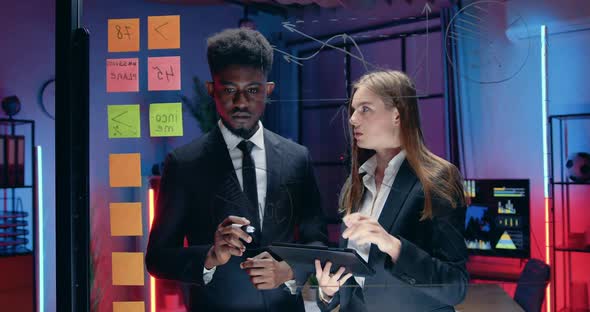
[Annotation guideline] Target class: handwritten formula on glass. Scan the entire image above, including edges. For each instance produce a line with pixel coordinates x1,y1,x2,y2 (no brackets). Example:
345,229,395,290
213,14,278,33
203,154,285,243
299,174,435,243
149,103,183,137
148,56,181,91
106,58,139,93
108,18,140,52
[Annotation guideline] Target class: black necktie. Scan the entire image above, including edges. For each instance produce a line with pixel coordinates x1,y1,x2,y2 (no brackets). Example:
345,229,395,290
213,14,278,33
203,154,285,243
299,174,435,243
237,140,259,222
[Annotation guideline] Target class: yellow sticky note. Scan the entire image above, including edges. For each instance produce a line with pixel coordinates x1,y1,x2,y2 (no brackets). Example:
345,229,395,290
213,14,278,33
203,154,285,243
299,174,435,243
113,301,145,312
109,153,142,187
112,252,145,286
108,18,140,52
148,15,180,50
149,103,183,137
110,202,143,236
108,105,140,138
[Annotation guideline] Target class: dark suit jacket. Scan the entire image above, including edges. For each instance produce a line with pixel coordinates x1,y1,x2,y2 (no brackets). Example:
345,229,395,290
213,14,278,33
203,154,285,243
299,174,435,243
146,126,327,312
317,160,469,312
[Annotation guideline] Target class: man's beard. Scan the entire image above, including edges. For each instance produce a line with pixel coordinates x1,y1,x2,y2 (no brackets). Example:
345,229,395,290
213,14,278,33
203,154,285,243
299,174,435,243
221,117,261,139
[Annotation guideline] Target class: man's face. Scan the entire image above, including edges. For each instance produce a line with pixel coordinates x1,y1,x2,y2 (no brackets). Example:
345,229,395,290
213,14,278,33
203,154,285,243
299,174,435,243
208,65,275,137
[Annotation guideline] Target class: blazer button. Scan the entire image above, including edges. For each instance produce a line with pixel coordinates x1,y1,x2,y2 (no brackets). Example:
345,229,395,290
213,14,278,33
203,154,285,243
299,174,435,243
408,278,416,285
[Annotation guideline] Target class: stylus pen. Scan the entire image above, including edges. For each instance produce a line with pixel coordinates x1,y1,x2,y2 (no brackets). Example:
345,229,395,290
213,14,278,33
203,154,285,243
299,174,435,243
231,223,256,234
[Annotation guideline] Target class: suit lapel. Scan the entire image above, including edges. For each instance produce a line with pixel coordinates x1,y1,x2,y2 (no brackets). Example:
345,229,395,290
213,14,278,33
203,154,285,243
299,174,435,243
206,126,257,228
260,131,283,245
368,159,417,266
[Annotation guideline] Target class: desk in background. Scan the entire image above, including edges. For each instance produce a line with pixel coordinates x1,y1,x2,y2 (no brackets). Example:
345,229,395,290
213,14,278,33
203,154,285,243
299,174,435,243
456,284,524,312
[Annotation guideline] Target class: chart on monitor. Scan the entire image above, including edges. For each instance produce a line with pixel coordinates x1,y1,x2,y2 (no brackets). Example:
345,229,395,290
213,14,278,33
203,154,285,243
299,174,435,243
463,179,530,258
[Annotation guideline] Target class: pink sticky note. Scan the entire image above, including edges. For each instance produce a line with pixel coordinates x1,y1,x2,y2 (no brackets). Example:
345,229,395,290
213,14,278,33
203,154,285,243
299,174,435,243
148,56,181,91
107,58,139,93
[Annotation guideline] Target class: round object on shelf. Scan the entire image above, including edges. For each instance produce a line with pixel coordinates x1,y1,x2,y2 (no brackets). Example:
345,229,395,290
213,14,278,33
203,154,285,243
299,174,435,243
1,95,21,117
566,152,590,182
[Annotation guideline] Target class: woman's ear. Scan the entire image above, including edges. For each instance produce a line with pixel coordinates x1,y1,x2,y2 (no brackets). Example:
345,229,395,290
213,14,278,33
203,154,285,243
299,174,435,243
392,108,401,126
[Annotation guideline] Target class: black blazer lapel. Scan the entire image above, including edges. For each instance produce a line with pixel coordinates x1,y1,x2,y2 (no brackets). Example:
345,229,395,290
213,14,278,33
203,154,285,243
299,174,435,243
206,126,259,229
368,160,417,266
260,131,284,245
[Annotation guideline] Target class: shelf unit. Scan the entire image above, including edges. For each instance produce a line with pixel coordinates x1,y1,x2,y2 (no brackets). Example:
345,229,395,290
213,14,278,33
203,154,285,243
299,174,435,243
0,118,35,256
548,113,590,312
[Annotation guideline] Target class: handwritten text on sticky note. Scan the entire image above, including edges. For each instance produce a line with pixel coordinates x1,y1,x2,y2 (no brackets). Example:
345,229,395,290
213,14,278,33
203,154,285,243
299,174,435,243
148,15,180,50
108,104,140,138
108,18,140,52
107,58,139,93
150,103,183,137
148,56,181,91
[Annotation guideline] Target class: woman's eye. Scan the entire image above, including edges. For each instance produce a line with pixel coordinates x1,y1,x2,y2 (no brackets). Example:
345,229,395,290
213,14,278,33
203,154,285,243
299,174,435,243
361,106,370,112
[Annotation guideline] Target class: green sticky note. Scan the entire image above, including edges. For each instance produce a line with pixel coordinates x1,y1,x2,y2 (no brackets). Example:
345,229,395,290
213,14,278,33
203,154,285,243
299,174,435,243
108,104,141,138
149,102,183,137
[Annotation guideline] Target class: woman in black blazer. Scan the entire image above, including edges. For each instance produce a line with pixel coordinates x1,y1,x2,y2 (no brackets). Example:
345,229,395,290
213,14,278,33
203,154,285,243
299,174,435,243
315,70,469,312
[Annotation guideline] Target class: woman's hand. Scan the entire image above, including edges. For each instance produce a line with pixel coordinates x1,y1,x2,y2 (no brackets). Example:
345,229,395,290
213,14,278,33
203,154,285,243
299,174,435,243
342,213,402,262
315,260,353,299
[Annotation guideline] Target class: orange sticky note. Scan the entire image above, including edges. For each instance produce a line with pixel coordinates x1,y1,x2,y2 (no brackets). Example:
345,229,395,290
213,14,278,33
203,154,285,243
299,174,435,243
110,202,143,236
108,18,140,52
148,15,180,50
106,58,139,93
113,301,145,312
148,56,181,91
112,252,145,286
109,153,142,187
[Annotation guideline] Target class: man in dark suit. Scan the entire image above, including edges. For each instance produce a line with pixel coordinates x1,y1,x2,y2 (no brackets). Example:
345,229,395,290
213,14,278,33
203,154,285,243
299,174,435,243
146,28,327,311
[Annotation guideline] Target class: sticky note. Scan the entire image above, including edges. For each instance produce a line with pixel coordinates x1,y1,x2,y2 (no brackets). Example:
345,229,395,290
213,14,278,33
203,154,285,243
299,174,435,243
150,103,183,137
112,252,145,286
148,56,181,91
113,302,145,312
107,58,139,93
108,18,140,52
109,153,142,187
110,202,143,236
148,15,180,50
108,104,140,138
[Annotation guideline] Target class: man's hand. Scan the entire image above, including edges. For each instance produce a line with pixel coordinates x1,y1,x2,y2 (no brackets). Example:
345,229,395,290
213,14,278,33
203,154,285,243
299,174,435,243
240,251,294,290
205,216,252,269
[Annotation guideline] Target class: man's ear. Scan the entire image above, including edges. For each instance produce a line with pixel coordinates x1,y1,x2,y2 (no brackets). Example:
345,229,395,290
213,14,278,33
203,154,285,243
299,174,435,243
266,82,276,96
206,81,214,97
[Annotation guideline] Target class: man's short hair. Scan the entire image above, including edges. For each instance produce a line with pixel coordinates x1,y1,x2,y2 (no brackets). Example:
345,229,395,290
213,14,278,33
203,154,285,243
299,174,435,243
207,28,273,77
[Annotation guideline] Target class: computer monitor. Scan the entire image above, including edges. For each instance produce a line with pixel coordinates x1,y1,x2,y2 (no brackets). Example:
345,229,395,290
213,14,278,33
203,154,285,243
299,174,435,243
463,179,530,258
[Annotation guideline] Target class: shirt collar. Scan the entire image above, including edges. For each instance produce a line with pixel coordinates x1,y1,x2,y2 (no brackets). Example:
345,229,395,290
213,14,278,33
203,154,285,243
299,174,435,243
218,119,265,151
359,149,406,177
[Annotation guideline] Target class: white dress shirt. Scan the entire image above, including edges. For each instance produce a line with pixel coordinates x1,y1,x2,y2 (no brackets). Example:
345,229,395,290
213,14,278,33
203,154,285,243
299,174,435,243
348,150,406,288
204,121,296,293
319,150,407,303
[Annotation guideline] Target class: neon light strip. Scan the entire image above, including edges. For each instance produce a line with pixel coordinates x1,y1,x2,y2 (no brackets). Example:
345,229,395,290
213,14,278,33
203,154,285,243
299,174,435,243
541,25,552,312
36,146,44,312
149,188,156,312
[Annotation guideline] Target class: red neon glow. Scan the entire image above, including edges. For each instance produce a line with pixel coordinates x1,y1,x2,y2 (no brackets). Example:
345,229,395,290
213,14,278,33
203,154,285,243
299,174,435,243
149,188,156,312
545,196,551,312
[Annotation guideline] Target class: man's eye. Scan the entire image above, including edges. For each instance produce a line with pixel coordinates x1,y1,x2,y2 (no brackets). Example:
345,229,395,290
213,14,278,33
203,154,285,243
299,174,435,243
247,88,259,94
224,88,236,94
361,106,370,112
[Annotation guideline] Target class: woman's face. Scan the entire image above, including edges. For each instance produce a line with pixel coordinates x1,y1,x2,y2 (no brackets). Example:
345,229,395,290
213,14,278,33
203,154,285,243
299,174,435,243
349,85,401,151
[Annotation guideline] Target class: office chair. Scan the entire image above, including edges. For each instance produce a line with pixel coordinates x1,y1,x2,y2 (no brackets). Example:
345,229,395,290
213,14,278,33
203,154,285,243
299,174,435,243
514,258,551,312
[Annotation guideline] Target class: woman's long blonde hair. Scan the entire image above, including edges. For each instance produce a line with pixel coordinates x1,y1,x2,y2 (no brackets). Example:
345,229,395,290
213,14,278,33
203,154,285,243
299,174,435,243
339,70,465,220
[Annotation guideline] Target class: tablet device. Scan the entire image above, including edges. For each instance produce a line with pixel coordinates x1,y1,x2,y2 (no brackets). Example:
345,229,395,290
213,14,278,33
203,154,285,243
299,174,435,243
268,242,375,277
